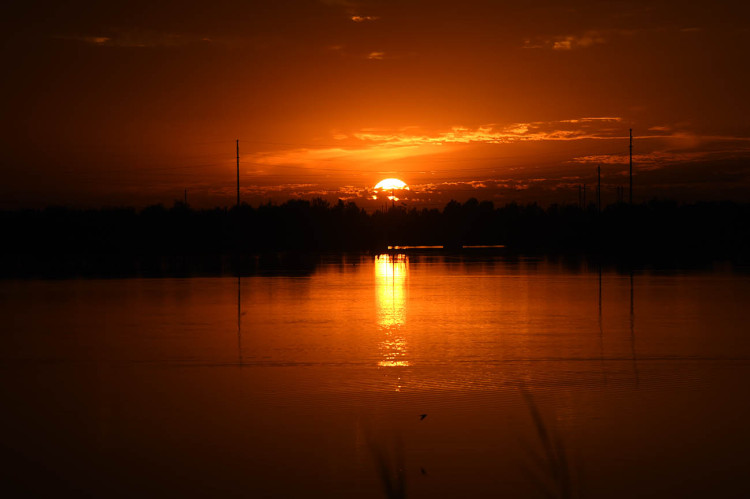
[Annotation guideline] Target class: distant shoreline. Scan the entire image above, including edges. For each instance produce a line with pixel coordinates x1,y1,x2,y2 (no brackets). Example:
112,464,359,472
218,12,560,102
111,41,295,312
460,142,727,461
2,198,748,277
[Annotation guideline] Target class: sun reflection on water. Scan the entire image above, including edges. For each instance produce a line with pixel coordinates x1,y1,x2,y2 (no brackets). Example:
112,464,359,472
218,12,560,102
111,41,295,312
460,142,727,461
375,254,409,367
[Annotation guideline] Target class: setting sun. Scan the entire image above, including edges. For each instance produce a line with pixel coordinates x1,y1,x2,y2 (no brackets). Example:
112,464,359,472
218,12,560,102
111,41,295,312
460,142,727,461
373,178,410,201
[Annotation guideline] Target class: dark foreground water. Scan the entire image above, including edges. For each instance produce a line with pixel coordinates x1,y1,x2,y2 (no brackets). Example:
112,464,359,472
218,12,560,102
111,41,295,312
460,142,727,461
2,254,749,498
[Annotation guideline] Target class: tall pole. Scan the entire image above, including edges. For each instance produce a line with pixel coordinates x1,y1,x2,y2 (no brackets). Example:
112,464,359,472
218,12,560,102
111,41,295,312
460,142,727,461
629,129,633,205
236,139,240,208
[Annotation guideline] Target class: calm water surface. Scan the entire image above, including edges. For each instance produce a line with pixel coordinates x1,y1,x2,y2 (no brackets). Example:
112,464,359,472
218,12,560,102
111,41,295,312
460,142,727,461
2,254,749,497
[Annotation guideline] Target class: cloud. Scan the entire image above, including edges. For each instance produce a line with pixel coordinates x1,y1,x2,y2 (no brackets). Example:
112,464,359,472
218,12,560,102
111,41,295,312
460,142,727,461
571,128,750,170
336,185,368,200
63,36,111,45
242,117,631,176
572,145,750,171
572,152,701,168
242,120,750,205
524,29,635,51
411,179,551,198
55,29,248,48
242,177,588,205
239,183,326,198
553,32,606,50
234,156,750,205
247,183,319,192
351,15,380,22
229,182,378,201
248,141,436,170
367,51,385,60
321,0,379,22
352,117,626,146
247,119,750,174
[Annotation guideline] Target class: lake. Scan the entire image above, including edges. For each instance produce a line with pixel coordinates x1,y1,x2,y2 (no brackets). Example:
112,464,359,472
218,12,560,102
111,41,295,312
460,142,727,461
2,253,749,498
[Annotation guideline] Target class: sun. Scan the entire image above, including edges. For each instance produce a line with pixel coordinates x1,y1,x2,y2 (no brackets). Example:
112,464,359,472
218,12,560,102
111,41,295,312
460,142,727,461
373,178,410,201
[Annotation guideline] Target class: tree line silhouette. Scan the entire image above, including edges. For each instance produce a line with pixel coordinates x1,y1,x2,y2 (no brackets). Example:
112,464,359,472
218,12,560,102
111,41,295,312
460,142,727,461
1,198,748,276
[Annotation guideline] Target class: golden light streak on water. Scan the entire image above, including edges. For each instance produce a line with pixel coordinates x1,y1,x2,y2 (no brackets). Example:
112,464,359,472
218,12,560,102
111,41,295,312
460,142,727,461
375,254,410,368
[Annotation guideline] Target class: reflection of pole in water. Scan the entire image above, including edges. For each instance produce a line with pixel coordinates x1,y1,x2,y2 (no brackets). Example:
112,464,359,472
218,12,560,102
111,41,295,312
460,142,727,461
630,270,639,386
237,275,243,366
598,265,602,317
598,264,607,383
391,255,396,317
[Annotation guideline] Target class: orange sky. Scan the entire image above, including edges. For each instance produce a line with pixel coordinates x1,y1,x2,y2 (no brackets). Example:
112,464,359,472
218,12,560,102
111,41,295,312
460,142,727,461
2,0,750,208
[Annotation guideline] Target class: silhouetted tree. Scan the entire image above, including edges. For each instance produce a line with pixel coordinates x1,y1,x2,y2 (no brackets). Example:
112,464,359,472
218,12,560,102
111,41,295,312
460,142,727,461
1,198,748,277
